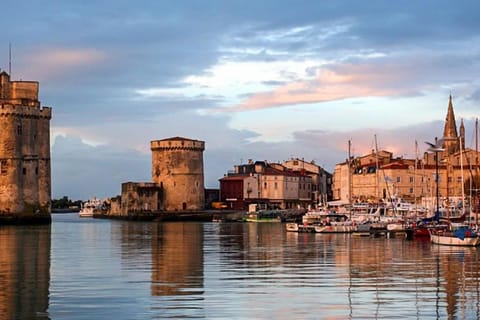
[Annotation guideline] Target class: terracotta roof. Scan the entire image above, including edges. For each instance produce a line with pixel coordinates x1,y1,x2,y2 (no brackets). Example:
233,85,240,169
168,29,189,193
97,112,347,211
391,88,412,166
219,175,250,181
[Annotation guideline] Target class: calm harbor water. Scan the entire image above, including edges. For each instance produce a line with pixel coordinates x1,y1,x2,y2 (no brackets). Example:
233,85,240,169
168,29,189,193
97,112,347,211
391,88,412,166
1,213,480,319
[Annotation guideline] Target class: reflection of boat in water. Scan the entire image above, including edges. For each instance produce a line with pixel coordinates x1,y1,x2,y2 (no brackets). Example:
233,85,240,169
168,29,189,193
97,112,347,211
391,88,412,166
429,223,480,246
286,209,353,233
244,210,283,222
244,203,283,222
78,198,102,218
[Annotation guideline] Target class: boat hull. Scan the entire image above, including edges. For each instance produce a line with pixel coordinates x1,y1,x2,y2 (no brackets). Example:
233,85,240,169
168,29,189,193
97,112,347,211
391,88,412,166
245,218,282,223
430,233,480,246
314,225,354,233
78,209,94,218
285,223,353,233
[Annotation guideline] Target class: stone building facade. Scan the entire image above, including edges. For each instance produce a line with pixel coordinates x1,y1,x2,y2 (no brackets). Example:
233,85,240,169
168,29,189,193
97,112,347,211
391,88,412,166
120,182,162,215
219,160,313,210
151,137,205,211
112,137,206,215
332,96,480,208
0,71,51,223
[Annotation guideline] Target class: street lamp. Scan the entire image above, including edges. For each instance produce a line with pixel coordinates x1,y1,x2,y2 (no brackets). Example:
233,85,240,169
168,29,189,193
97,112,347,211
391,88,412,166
425,137,445,220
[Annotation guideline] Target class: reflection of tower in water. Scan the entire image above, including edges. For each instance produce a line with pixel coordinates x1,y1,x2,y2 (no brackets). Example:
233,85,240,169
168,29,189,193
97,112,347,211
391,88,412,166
437,247,480,319
0,225,50,318
151,223,204,296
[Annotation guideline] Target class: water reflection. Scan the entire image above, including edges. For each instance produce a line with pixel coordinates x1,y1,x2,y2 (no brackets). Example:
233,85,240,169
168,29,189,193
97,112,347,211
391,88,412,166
434,245,480,319
151,223,204,296
0,225,50,319
14,215,480,319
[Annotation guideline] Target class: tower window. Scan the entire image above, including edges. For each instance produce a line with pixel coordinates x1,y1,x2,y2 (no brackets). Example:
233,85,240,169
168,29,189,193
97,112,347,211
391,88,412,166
17,125,22,135
23,168,26,175
0,160,7,175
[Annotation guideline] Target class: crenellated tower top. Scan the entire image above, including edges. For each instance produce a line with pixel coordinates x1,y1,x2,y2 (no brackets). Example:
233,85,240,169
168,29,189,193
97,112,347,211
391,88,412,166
150,136,205,152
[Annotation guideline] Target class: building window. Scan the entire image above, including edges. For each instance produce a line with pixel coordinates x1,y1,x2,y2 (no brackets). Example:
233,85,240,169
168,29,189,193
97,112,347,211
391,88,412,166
17,125,22,136
264,182,267,189
23,168,26,175
0,160,7,175
409,188,414,193
409,177,414,183
35,167,38,175
274,182,278,189
396,177,401,183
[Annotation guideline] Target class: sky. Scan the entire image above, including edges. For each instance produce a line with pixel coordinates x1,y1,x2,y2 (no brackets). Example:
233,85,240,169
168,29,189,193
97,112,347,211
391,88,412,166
2,1,480,200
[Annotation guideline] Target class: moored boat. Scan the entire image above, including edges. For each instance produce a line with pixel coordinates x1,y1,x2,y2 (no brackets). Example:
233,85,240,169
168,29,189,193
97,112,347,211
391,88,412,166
429,223,480,246
287,208,353,233
244,210,283,222
78,198,102,218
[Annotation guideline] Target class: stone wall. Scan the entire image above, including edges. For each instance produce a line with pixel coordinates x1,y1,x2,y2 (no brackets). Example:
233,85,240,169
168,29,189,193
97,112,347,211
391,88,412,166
0,71,51,222
119,182,162,215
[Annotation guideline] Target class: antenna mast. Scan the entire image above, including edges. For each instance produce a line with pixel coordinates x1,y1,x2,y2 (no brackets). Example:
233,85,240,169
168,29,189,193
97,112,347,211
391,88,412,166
9,42,12,76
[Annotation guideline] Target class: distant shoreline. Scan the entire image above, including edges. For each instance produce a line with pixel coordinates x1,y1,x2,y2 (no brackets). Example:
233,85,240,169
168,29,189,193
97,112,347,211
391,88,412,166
52,208,80,214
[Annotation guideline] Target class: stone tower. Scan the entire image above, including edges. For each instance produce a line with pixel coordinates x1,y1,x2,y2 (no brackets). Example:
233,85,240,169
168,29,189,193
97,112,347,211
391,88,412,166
442,95,460,155
0,71,52,223
151,137,205,211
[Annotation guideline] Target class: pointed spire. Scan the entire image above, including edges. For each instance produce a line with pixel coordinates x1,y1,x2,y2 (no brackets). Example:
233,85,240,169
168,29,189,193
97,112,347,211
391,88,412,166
442,94,459,155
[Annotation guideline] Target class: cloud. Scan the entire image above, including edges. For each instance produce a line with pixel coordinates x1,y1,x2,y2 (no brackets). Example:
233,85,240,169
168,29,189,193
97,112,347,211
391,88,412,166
18,47,106,81
51,135,150,200
3,1,480,200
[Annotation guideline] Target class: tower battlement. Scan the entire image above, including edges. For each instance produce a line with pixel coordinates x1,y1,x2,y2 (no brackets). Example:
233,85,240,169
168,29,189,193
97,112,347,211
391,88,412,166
150,137,205,152
0,104,52,119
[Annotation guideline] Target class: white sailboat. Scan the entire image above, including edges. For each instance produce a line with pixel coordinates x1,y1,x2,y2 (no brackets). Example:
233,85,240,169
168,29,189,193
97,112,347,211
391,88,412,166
429,136,480,246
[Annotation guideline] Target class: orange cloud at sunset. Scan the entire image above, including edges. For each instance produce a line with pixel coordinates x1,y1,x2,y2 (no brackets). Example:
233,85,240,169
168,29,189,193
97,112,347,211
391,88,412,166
18,47,106,80
223,63,409,112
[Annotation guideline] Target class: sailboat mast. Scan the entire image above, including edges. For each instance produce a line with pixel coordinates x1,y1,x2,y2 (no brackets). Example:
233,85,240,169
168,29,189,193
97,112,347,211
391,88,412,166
476,118,479,226
414,140,418,209
459,136,465,217
348,140,352,197
348,140,352,220
374,134,380,200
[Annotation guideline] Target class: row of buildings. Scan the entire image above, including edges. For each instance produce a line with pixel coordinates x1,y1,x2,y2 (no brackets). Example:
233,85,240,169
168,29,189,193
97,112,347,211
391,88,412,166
333,96,479,209
218,159,331,210
219,96,480,211
53,95,480,215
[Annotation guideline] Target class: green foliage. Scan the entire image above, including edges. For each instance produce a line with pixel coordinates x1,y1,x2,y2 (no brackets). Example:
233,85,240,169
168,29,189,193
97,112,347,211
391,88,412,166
51,196,82,209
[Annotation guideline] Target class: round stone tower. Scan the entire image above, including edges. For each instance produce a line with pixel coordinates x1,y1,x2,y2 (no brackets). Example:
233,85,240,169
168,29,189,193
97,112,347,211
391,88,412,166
150,137,205,211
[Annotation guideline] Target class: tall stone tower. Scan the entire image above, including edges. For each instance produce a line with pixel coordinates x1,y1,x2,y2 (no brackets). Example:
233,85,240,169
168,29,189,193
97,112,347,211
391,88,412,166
0,71,52,223
151,137,205,211
442,95,460,155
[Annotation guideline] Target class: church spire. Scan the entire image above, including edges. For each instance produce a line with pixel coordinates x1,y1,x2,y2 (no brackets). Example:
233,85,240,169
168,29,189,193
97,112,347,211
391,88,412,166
442,94,459,155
